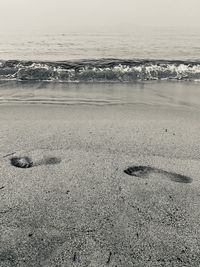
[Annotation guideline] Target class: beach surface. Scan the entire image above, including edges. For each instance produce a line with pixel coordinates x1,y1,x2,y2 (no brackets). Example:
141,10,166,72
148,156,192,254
0,82,200,266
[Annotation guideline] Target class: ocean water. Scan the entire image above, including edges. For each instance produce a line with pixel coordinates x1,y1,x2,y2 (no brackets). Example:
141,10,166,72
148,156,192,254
0,27,200,83
0,27,200,105
1,27,200,61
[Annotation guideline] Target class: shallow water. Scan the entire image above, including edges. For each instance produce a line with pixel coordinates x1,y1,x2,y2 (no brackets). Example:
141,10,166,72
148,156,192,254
0,80,200,108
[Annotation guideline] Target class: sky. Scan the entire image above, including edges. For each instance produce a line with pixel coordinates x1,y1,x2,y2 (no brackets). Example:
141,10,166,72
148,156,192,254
0,0,200,34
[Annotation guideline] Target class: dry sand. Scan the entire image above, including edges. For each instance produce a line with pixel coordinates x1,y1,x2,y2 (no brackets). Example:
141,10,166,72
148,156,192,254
0,103,200,266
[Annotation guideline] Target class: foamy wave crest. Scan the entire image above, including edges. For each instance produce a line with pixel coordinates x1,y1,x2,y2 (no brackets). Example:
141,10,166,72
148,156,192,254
0,59,200,82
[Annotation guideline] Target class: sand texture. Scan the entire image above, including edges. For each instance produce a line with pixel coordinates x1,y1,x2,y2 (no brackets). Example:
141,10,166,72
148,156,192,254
0,103,200,266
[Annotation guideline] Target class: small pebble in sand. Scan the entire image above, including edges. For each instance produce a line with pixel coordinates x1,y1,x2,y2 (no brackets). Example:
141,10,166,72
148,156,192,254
73,252,77,262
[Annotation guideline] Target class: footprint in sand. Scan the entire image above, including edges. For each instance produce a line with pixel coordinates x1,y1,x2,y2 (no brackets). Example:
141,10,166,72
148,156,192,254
10,156,33,168
124,165,192,184
10,156,61,168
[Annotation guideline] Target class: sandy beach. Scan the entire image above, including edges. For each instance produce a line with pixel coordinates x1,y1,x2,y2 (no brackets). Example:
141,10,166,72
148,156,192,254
0,84,200,267
1,0,200,264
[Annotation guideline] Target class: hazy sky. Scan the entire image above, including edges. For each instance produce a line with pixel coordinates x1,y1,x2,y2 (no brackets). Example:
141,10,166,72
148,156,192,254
0,0,200,33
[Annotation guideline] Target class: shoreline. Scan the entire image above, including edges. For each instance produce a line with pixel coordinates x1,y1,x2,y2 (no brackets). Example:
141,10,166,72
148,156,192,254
0,80,200,108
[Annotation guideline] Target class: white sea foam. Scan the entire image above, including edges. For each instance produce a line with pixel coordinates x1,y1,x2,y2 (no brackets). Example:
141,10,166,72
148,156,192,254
0,59,200,82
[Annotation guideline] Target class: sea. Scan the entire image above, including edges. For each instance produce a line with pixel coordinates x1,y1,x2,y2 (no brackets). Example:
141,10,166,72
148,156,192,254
0,27,200,105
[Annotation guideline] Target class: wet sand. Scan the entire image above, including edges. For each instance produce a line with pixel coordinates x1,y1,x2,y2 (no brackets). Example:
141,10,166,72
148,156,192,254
0,93,200,266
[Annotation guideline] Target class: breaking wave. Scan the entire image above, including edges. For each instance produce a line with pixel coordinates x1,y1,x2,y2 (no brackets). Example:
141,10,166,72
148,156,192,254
0,59,200,82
